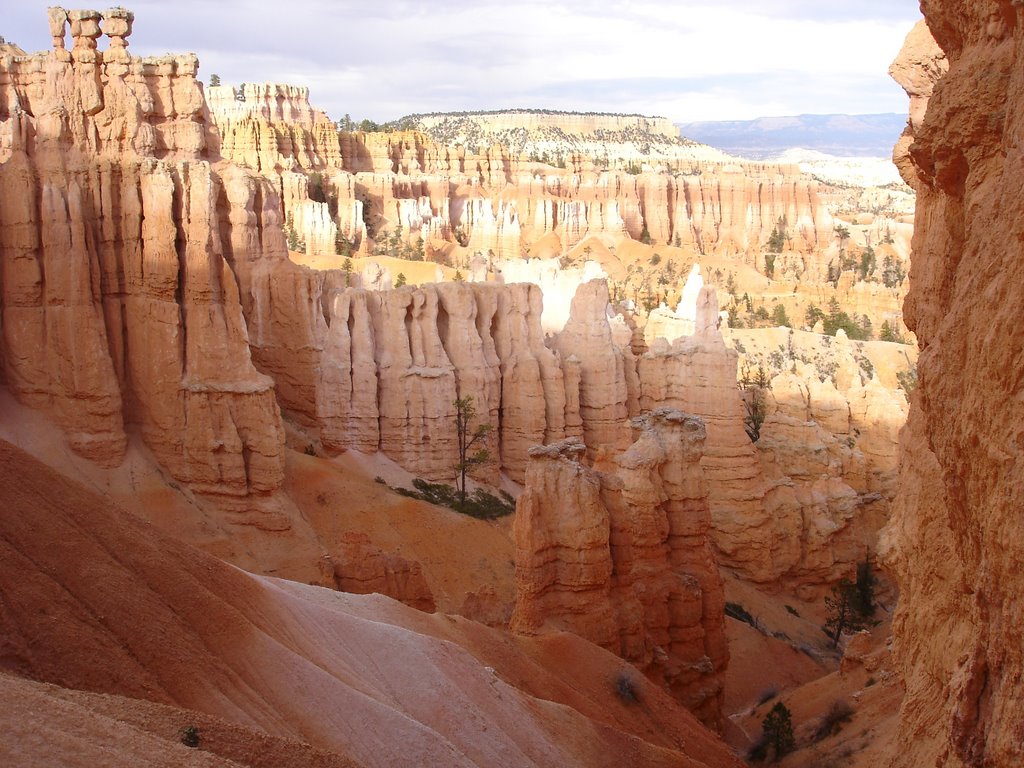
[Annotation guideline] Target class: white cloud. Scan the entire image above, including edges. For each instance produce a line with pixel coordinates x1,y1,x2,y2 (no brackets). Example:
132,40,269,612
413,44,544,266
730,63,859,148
5,0,922,122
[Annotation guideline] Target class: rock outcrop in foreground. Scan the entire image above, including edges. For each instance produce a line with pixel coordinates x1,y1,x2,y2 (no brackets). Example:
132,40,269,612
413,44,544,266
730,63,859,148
511,409,727,730
883,9,1023,767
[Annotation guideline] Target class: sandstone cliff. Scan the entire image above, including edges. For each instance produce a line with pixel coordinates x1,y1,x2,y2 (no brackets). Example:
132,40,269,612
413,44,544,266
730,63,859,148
511,410,727,730
0,9,287,502
882,9,1023,767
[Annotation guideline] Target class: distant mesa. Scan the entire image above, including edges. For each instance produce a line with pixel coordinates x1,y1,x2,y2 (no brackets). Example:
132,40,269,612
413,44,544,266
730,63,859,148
399,109,718,163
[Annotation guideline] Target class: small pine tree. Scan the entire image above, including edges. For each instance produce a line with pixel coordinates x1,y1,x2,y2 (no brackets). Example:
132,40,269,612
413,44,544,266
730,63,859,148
824,578,874,647
739,363,770,442
762,702,795,758
805,304,824,329
453,269,465,282
771,304,790,327
209,73,221,88
454,396,492,508
859,245,877,280
880,320,906,344
285,212,300,251
395,272,407,287
342,257,353,287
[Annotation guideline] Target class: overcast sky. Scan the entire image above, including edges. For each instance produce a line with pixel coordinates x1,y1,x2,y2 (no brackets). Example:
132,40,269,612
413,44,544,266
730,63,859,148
5,1,921,123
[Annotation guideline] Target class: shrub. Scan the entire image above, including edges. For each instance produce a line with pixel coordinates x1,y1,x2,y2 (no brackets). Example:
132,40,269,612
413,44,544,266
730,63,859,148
615,672,639,703
897,367,918,394
771,304,790,327
857,355,875,379
395,479,515,520
762,702,796,758
179,725,200,748
813,699,855,742
785,605,800,618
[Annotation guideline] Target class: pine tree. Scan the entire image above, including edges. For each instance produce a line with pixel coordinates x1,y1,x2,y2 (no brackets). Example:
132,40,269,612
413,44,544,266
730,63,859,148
762,702,795,757
824,578,874,647
454,396,492,509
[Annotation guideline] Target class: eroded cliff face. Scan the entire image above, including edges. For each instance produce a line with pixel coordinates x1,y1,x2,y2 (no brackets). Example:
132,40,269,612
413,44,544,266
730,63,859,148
0,9,286,501
883,8,1024,767
205,89,837,263
0,18,669,503
511,410,727,730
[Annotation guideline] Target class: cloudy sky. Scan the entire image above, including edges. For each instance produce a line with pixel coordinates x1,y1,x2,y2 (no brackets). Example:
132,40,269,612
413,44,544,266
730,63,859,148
6,1,921,123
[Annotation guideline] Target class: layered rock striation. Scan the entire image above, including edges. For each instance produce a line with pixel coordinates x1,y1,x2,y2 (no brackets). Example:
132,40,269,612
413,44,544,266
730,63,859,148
511,409,727,730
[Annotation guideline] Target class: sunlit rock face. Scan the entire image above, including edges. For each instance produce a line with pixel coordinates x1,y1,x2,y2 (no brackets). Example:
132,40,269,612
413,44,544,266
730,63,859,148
0,8,286,498
881,10,1024,768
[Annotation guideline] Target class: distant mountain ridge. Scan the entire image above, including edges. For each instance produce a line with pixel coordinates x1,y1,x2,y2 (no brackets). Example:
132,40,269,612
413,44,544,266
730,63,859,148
676,113,907,159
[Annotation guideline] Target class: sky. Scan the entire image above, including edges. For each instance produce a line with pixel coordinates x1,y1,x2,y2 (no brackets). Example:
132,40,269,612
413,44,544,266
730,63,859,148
4,1,922,124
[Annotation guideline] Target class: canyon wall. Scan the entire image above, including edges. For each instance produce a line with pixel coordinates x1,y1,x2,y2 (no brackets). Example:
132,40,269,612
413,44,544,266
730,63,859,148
883,9,1023,767
204,91,839,262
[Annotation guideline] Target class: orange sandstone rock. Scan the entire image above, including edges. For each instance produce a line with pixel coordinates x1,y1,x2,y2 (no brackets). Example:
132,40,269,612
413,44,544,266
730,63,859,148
511,409,727,730
882,7,1024,766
